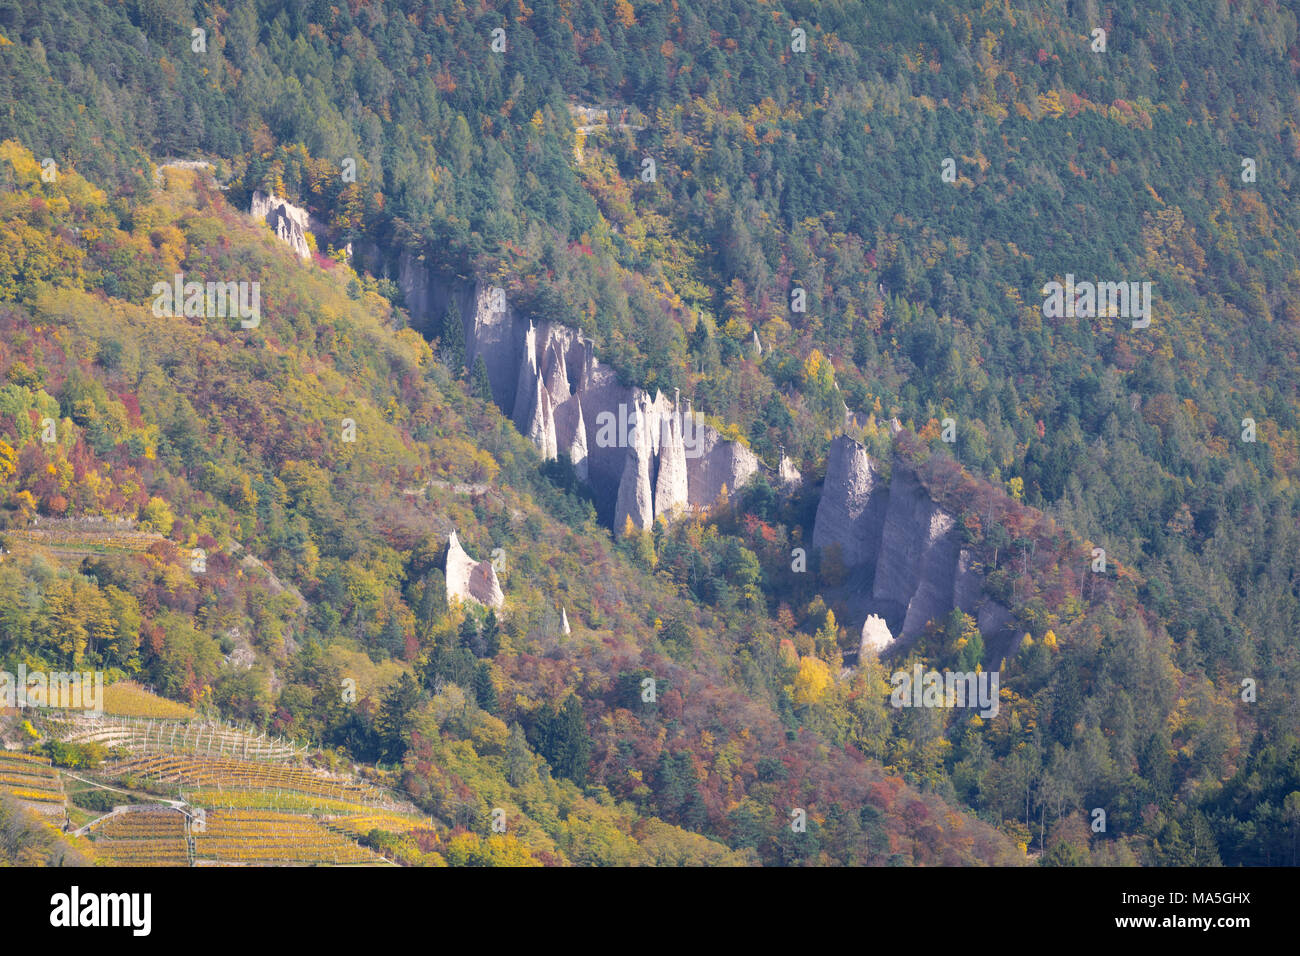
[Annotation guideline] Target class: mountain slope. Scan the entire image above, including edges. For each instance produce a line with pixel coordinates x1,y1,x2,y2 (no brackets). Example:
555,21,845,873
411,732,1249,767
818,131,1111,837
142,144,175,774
0,152,1019,865
1,0,1297,865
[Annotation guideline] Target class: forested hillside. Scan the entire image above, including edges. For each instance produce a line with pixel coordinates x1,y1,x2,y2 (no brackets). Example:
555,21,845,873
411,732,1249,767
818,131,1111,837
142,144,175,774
1,0,1298,865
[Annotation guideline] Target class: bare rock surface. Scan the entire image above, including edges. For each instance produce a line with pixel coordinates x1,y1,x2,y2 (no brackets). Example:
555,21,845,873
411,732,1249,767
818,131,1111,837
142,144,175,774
684,426,759,507
812,436,886,567
395,267,855,545
811,439,1006,649
614,439,655,532
860,614,894,657
778,455,802,489
654,412,690,521
525,376,558,461
871,466,936,614
251,191,314,260
900,508,961,638
445,531,504,609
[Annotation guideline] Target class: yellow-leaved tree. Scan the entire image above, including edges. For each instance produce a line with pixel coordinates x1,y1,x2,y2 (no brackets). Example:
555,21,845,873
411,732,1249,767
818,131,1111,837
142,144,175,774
139,496,175,535
792,655,832,707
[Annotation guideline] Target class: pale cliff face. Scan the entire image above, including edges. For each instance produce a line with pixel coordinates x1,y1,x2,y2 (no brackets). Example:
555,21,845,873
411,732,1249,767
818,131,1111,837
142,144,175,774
525,376,558,461
570,399,589,481
860,614,894,656
812,435,886,567
251,191,314,260
684,425,759,508
812,436,1009,651
400,265,770,527
381,259,1011,651
467,282,527,412
614,439,655,532
778,455,802,489
390,260,1010,654
871,465,935,614
898,508,961,638
654,412,690,521
445,531,504,609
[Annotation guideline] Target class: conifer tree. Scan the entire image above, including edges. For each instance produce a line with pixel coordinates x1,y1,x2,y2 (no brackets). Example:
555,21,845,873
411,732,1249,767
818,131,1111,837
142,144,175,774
482,610,500,657
471,355,493,401
440,303,466,373
505,723,534,787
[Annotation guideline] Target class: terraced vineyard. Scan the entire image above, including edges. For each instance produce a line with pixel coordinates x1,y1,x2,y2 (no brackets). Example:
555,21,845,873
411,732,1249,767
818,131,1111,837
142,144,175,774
71,774,409,867
183,788,406,817
0,751,65,816
101,683,199,720
184,790,431,849
5,525,166,557
89,808,189,866
72,779,413,867
324,811,430,840
14,695,420,865
35,681,304,762
113,754,388,804
46,714,304,761
194,810,386,865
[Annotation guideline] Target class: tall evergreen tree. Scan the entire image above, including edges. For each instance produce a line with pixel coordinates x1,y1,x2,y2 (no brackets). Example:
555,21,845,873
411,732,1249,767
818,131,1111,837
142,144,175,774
375,672,423,763
440,303,466,373
471,355,493,401
537,694,591,786
474,661,498,714
482,610,500,657
505,723,534,787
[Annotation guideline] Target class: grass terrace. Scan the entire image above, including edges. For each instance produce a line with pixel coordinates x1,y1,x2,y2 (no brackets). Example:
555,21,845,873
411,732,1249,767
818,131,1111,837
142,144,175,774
194,810,386,865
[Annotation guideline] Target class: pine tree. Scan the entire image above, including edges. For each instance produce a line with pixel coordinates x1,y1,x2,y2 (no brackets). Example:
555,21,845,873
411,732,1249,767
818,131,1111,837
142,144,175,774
482,610,500,657
459,614,482,655
539,694,591,786
375,672,422,763
474,661,498,714
440,303,465,373
505,723,534,787
654,749,688,815
471,355,493,402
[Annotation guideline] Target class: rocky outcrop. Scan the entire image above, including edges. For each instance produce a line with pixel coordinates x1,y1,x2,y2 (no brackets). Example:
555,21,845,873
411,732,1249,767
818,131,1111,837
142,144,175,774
391,257,1006,653
445,531,504,609
871,465,937,616
812,436,887,567
524,375,558,461
860,614,894,657
575,361,636,511
397,265,770,527
899,508,961,638
542,337,570,406
614,440,655,532
563,397,589,481
467,282,528,410
654,411,690,521
399,260,528,415
389,254,1008,655
513,321,540,421
685,425,760,508
778,455,802,490
251,191,315,260
812,436,1004,651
